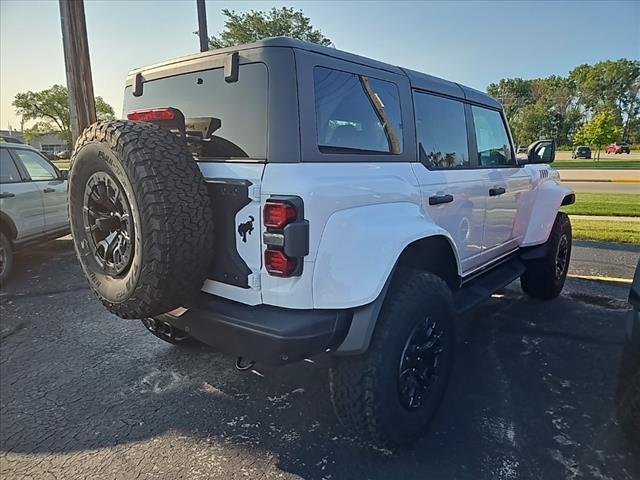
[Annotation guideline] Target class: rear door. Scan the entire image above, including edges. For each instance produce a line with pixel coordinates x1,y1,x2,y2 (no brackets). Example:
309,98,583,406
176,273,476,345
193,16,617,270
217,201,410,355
123,59,271,305
469,106,530,256
11,148,68,232
410,92,487,274
0,148,46,239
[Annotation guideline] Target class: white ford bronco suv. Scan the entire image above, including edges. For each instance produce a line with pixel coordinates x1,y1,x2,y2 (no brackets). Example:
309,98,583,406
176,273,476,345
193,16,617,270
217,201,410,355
68,38,575,448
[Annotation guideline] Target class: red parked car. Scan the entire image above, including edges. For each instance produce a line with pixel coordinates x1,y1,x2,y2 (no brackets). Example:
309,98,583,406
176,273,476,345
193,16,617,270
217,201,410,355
606,142,631,154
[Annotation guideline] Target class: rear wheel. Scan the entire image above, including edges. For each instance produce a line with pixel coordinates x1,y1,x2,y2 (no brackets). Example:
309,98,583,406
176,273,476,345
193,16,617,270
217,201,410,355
69,121,214,318
329,272,455,448
521,212,572,300
0,232,13,285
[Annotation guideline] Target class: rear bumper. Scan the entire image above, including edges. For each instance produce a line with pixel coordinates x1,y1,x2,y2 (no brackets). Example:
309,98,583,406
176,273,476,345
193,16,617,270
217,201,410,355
156,293,352,365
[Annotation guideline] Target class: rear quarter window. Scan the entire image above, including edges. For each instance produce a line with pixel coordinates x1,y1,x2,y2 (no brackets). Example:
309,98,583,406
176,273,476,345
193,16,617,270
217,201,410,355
124,63,268,160
313,66,402,155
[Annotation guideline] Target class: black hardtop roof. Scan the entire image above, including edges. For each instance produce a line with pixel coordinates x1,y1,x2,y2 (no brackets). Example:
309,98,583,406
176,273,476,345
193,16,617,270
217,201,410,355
128,37,501,109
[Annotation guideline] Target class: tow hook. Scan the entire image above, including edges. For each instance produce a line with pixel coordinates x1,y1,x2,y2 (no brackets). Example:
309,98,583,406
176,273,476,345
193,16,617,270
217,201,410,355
236,357,256,371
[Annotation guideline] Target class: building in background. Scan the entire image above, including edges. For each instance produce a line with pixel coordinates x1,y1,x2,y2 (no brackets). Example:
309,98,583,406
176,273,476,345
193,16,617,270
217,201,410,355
27,133,68,155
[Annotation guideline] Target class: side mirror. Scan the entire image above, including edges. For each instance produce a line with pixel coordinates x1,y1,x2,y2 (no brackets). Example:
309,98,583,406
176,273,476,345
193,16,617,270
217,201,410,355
525,139,556,164
59,170,69,180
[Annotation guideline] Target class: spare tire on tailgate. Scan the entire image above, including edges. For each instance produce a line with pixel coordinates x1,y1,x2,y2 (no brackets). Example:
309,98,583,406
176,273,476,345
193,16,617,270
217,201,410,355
69,121,214,319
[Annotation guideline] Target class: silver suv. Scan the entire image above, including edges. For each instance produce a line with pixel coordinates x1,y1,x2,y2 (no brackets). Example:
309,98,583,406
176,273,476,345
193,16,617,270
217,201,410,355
0,143,69,283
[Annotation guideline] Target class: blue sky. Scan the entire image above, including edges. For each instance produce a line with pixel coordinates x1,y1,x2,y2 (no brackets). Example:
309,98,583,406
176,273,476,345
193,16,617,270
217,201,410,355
1,0,638,129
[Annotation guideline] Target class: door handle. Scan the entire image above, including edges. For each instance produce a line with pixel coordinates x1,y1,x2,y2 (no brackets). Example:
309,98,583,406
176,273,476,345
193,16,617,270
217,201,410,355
43,188,56,193
0,192,16,199
489,187,506,196
429,194,454,205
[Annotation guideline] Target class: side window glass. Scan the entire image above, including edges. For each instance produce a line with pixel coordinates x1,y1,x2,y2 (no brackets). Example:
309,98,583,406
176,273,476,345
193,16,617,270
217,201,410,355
314,67,402,154
1,149,22,183
13,150,57,180
471,106,514,167
414,92,469,169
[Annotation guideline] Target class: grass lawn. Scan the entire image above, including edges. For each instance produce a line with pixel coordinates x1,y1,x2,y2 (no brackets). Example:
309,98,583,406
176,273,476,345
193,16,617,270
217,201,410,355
52,159,70,170
553,151,639,168
554,159,640,169
561,193,640,217
571,218,640,244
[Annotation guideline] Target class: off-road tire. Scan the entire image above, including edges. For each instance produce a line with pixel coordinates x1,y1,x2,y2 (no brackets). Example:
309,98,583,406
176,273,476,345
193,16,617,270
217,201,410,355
329,272,455,448
521,212,572,300
0,232,13,285
69,121,214,318
141,318,198,347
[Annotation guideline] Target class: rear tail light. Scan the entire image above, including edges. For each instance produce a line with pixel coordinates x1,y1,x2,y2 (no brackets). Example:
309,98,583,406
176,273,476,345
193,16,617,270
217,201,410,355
265,250,298,277
263,197,308,278
127,108,175,122
263,201,297,229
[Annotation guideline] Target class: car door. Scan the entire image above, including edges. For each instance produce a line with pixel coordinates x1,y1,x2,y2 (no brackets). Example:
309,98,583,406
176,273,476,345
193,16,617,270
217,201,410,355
11,148,68,232
0,148,46,239
470,105,531,257
410,92,487,274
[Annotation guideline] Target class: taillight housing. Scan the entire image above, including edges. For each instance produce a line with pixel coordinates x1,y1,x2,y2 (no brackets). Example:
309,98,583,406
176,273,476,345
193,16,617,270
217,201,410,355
127,108,176,122
265,250,298,277
262,196,308,278
263,201,297,229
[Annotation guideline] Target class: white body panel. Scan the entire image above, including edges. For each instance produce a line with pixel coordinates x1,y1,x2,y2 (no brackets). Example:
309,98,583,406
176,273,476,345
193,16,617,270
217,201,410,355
410,165,487,274
482,166,532,257
196,160,570,310
0,182,46,239
520,167,573,246
313,202,457,309
260,162,426,308
36,179,68,231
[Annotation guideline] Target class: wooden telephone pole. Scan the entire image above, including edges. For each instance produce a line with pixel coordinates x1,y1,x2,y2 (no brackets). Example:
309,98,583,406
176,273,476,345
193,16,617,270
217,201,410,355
197,0,209,52
59,0,96,147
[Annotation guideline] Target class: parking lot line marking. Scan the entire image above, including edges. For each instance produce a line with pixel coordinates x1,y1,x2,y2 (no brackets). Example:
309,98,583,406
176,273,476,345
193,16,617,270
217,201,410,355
568,274,633,284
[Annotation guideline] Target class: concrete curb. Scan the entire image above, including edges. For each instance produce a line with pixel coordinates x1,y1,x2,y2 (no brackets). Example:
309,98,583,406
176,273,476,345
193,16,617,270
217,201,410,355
562,179,640,183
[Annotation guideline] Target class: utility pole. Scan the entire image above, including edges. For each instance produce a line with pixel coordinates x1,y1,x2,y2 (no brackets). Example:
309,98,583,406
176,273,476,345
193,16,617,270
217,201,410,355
59,0,96,148
197,0,209,52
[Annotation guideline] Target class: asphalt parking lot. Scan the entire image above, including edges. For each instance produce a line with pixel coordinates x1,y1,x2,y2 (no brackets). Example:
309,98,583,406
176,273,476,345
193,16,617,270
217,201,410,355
1,237,639,480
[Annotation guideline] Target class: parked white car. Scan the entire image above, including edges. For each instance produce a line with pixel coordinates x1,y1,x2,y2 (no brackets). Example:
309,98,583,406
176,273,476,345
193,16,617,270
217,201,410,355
68,38,575,448
0,143,69,283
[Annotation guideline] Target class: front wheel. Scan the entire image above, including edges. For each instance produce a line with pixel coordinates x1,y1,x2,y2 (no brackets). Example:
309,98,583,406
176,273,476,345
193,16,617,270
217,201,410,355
329,272,455,448
521,212,572,300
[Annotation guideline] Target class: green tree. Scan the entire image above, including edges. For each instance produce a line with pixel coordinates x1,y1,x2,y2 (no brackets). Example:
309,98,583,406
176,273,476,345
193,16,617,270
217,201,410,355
487,78,534,120
569,59,640,139
573,110,622,161
487,76,582,146
13,85,115,150
509,103,556,146
207,7,332,49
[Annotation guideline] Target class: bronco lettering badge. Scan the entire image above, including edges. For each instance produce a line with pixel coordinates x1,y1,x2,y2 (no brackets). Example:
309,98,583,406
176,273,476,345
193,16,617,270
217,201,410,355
237,216,255,243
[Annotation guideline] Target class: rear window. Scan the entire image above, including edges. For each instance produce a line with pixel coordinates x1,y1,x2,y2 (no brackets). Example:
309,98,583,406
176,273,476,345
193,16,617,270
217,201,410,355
314,67,402,154
124,63,268,160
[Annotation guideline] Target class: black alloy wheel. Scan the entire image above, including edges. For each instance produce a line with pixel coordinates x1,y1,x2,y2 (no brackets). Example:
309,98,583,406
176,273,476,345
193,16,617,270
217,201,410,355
398,316,444,409
83,171,134,277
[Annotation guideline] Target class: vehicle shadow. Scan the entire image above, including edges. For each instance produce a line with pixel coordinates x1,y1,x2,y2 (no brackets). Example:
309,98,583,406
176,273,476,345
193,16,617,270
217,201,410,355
1,282,637,479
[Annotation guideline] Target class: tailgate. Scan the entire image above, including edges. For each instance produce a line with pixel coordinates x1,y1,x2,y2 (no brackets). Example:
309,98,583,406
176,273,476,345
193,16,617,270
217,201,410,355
198,162,265,305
